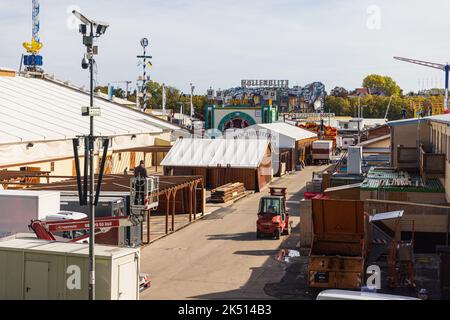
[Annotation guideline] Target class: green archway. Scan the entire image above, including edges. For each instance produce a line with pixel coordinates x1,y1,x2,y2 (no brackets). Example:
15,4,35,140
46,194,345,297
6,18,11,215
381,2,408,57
218,111,257,132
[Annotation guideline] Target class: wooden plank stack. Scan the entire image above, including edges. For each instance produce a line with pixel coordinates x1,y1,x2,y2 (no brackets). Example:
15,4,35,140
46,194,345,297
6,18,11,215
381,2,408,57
210,183,246,203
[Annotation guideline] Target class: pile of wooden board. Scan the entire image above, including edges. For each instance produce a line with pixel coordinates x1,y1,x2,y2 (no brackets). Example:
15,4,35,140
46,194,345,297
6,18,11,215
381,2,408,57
210,183,246,203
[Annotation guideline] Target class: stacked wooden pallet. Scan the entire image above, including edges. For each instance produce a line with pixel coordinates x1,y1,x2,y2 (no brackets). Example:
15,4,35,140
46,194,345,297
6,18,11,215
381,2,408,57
210,183,246,203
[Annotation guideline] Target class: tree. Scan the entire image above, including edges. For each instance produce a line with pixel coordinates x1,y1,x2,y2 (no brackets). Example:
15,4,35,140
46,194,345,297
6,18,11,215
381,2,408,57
324,96,351,115
330,87,349,98
362,74,402,96
95,86,126,98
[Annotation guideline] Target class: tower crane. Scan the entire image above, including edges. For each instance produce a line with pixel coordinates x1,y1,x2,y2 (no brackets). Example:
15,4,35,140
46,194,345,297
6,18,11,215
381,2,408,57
394,56,450,113
22,0,44,71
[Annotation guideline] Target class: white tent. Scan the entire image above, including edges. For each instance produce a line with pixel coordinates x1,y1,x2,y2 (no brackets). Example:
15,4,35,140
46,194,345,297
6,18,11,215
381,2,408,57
161,138,270,169
0,75,179,166
249,123,317,149
232,122,317,175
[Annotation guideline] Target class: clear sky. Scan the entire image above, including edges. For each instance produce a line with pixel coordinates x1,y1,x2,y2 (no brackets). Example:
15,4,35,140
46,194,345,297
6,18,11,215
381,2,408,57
2,0,450,94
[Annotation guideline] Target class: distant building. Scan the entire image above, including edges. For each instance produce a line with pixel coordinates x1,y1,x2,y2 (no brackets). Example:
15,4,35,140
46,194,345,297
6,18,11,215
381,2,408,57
204,104,279,133
350,88,370,97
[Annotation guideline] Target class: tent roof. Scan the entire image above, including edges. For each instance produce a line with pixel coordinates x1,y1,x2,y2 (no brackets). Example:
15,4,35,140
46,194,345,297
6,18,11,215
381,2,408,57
0,75,179,145
252,122,317,141
161,138,270,169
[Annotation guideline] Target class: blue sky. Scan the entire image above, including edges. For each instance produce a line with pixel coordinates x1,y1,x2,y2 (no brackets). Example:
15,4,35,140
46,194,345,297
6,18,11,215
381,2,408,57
2,0,450,94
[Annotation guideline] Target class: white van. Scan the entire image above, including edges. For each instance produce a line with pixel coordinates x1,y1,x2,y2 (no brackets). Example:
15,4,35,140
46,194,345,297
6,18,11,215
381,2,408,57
316,290,421,301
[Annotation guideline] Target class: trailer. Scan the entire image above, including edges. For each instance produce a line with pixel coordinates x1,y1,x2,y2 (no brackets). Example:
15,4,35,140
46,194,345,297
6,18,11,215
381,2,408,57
0,237,140,300
60,196,142,247
308,199,367,289
0,190,60,238
60,196,126,217
312,141,333,165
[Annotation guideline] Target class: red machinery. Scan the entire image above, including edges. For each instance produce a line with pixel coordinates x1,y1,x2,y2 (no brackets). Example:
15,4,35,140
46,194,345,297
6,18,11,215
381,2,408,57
29,215,140,243
256,187,292,239
299,122,338,149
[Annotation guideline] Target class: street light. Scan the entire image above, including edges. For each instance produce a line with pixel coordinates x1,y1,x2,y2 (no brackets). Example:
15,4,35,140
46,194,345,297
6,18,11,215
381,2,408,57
190,83,195,119
72,10,109,301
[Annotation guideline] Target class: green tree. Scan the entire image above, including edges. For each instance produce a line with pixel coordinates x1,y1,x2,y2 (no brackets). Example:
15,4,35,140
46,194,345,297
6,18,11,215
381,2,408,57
324,96,351,115
362,74,402,96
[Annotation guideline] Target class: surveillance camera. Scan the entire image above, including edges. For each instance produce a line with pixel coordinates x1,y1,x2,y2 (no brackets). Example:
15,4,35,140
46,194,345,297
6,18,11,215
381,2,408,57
79,24,87,35
81,57,89,69
95,24,109,36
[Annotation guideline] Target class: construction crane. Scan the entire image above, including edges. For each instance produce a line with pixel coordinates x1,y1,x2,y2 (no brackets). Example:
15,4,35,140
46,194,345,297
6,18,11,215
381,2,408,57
394,56,450,113
384,95,393,120
22,0,43,71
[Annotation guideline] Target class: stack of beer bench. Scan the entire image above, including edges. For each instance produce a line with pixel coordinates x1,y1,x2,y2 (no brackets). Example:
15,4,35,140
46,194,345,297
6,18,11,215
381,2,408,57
210,183,246,203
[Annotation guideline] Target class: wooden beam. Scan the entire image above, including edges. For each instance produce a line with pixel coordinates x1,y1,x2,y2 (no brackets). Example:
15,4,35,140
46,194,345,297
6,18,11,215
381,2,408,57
193,182,197,220
172,189,177,232
147,210,150,244
188,183,193,222
165,191,170,234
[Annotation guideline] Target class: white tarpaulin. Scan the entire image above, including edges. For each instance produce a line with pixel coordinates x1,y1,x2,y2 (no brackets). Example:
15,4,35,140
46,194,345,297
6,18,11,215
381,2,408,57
0,75,179,145
161,138,270,169
0,75,179,166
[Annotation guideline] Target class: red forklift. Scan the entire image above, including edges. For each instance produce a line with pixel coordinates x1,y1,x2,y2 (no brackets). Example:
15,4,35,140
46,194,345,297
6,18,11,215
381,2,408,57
256,187,292,239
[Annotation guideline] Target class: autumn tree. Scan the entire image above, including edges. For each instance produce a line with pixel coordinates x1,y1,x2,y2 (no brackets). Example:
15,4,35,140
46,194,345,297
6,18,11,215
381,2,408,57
362,74,402,96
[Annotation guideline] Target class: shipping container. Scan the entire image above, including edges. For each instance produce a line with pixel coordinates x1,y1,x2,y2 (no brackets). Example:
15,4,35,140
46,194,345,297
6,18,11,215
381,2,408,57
0,190,60,238
299,199,313,249
309,199,367,289
0,237,140,300
312,141,333,164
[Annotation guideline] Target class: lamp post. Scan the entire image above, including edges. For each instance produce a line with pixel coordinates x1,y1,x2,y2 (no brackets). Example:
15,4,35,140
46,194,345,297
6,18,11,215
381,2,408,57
137,38,152,112
72,10,109,301
190,83,195,119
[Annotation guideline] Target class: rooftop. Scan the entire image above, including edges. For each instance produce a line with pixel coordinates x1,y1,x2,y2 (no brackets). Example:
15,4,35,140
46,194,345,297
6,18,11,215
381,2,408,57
252,122,317,141
161,138,270,169
0,74,179,145
361,168,445,193
25,175,203,194
0,237,138,259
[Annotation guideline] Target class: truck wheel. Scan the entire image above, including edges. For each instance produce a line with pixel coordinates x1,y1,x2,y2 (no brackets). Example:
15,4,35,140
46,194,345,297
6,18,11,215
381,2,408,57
275,228,281,240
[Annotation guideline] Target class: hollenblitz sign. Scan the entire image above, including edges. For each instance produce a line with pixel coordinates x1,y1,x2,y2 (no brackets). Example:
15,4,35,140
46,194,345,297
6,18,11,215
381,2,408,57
241,80,289,88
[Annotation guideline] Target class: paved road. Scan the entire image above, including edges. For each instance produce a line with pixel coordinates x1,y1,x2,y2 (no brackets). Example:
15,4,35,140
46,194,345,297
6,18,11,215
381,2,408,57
140,166,326,300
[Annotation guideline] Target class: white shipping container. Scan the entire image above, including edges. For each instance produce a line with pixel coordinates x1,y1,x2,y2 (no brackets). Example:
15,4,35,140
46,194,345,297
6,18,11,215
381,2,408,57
0,190,60,238
0,237,140,300
348,146,363,175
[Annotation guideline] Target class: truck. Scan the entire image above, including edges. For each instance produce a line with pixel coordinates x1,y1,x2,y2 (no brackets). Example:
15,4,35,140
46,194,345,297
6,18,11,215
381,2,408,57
308,199,367,289
0,190,60,238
